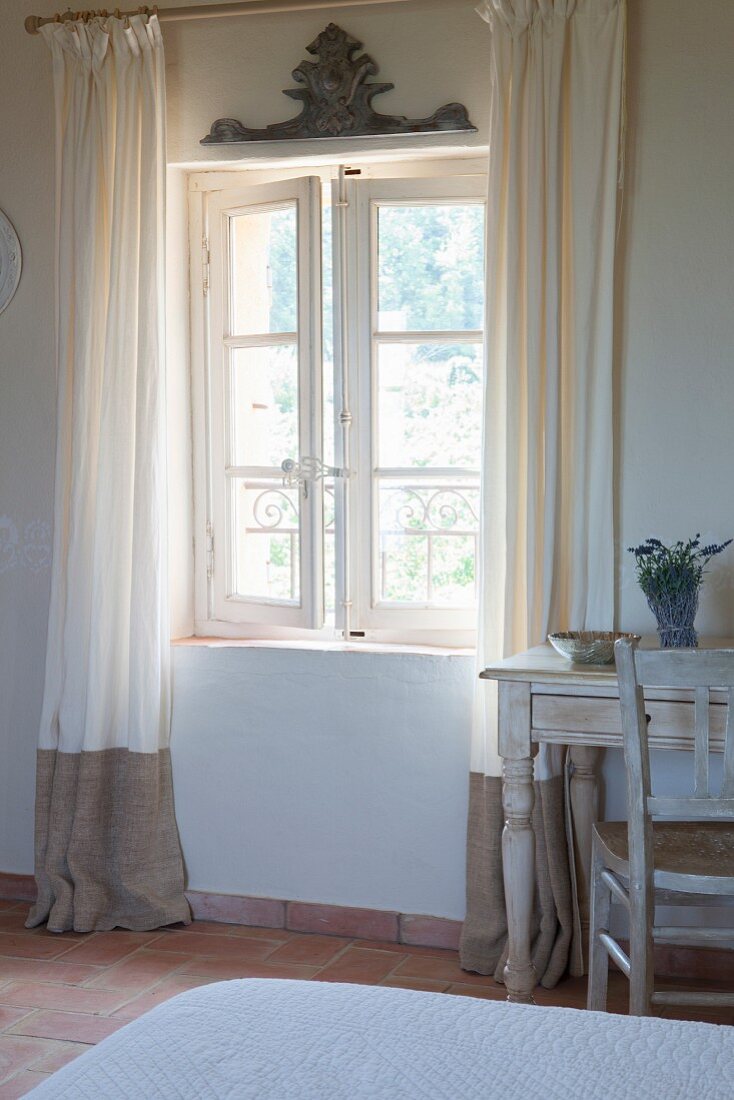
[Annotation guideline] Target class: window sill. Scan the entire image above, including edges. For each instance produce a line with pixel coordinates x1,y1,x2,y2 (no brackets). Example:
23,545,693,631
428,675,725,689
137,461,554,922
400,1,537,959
171,636,475,658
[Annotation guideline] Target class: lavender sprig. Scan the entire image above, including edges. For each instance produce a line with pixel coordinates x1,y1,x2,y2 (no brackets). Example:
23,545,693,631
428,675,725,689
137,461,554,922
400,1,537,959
628,534,732,601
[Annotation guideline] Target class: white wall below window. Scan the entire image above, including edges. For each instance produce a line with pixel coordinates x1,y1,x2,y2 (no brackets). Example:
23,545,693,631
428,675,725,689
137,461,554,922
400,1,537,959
171,644,473,918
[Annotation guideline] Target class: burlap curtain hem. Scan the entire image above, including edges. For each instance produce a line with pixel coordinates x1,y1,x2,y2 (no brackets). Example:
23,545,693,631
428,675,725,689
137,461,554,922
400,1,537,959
459,772,580,988
27,748,191,934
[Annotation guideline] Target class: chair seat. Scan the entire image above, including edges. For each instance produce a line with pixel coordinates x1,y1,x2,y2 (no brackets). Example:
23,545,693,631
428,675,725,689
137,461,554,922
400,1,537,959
595,820,734,892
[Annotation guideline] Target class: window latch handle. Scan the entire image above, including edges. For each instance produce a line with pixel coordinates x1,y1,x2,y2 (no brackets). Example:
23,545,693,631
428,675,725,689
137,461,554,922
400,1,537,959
281,457,350,489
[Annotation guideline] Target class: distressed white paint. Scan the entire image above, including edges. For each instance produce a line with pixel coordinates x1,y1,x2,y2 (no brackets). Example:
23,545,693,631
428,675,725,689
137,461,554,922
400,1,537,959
1,0,734,920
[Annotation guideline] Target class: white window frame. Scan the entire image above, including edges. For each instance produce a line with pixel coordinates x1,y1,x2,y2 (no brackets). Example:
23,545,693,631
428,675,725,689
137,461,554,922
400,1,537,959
343,175,485,635
189,159,486,644
194,176,323,630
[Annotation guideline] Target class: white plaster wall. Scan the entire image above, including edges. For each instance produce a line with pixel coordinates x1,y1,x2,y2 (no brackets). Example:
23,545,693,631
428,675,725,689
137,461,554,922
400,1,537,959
603,0,734,852
171,646,473,916
1,0,734,921
0,0,56,874
615,0,734,632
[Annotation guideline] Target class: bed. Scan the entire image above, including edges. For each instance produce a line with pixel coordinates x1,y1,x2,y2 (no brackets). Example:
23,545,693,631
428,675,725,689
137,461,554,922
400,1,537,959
27,978,734,1099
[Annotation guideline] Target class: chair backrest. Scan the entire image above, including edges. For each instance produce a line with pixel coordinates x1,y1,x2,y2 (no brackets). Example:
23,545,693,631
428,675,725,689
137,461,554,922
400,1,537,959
614,638,734,888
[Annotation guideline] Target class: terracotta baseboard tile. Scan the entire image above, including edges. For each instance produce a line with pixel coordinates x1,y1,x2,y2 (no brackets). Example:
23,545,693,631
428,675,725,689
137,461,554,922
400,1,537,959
0,874,36,902
399,915,462,950
0,875,458,951
287,902,399,942
3,870,732,988
186,891,286,929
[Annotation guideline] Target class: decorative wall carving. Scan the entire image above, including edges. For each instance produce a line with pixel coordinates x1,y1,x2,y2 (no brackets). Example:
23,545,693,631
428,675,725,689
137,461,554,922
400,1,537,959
202,23,476,145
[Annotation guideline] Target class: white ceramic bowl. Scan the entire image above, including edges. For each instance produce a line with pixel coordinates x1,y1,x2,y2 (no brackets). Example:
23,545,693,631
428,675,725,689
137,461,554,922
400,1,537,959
547,631,641,665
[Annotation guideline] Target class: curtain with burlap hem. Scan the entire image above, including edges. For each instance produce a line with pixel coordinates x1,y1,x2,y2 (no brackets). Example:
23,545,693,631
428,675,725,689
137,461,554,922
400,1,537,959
27,749,189,934
460,773,581,987
33,14,189,934
463,0,624,989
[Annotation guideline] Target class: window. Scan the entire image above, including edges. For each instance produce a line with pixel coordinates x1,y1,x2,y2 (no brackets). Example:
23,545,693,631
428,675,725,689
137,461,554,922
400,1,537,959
190,164,486,642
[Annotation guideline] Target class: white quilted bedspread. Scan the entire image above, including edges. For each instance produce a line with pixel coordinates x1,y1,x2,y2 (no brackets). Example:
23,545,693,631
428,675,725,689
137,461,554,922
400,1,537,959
27,979,734,1099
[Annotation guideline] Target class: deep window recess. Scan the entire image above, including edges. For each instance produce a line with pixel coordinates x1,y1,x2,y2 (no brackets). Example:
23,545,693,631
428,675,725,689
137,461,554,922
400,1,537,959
191,164,486,643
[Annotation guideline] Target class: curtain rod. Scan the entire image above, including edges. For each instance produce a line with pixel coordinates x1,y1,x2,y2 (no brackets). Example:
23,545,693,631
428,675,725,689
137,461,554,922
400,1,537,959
25,0,412,35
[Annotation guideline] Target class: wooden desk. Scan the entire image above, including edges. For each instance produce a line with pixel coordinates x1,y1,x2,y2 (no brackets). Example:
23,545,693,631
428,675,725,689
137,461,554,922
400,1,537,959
481,638,733,1004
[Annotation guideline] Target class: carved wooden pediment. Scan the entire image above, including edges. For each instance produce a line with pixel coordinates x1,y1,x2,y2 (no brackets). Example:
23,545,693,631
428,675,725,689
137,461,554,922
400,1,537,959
202,23,476,145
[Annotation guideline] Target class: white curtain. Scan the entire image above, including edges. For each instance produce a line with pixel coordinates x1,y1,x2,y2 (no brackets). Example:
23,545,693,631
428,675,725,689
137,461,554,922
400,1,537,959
461,0,624,985
28,14,189,932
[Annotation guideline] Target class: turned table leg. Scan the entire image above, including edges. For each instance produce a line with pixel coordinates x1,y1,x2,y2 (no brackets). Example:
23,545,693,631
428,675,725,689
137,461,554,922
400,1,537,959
569,745,602,969
498,680,537,1004
502,755,538,1002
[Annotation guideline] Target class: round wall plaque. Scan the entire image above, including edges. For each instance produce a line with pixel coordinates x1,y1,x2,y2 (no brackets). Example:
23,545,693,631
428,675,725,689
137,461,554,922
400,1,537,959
0,210,22,315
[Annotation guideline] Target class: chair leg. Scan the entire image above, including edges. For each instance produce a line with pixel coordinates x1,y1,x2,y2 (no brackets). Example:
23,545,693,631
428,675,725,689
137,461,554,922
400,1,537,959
628,895,654,1016
587,838,612,1012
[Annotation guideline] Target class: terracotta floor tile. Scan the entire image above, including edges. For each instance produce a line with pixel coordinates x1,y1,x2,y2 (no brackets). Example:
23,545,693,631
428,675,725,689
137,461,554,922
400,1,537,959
161,920,227,936
83,949,192,992
152,931,282,960
113,976,214,1020
225,926,297,942
287,902,398,942
0,1008,31,1032
265,936,350,968
166,920,283,938
533,978,590,1009
0,1036,56,1083
0,937,70,962
0,1069,52,1099
56,933,163,967
392,955,498,987
0,915,37,935
0,908,729,1045
9,1011,127,1044
0,982,126,1015
317,948,403,985
355,940,457,959
27,1041,90,1074
381,976,452,993
0,959,98,986
0,916,87,945
180,957,319,981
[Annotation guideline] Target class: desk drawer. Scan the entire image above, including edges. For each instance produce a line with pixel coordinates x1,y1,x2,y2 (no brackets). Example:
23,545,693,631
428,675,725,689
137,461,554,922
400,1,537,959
532,695,726,750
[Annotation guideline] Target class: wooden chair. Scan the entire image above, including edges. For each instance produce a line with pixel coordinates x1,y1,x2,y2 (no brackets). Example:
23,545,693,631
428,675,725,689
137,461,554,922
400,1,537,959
587,637,734,1016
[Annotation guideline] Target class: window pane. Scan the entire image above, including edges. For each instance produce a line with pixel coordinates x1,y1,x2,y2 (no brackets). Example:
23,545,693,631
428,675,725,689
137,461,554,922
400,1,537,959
230,205,297,335
377,204,484,332
232,478,300,604
377,344,482,469
231,345,298,468
378,481,479,606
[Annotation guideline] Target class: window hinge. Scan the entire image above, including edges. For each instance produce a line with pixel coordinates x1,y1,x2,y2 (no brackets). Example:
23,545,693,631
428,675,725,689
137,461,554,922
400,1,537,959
202,235,210,296
206,521,214,579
